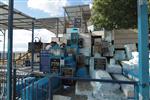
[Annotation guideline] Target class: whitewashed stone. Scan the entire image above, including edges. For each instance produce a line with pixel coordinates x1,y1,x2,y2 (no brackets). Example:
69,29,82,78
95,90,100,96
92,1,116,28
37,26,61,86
106,64,122,74
53,95,71,100
112,74,134,98
75,81,93,96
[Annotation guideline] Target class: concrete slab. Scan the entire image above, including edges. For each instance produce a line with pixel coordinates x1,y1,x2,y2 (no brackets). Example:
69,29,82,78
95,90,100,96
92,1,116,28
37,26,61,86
75,81,93,96
53,95,71,100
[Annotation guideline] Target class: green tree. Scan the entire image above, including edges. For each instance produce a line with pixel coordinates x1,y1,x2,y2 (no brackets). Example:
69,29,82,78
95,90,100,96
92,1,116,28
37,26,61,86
91,0,139,30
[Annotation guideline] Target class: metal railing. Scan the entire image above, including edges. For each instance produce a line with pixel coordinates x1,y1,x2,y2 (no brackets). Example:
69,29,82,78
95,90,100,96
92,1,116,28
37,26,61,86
0,64,32,100
1,74,138,100
0,64,7,100
48,76,138,100
0,64,139,100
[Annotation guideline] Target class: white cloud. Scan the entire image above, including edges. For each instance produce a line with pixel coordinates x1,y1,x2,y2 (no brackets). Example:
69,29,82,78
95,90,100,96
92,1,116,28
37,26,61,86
13,29,56,52
89,3,93,9
12,30,31,52
81,0,93,9
27,0,69,17
34,29,56,42
0,29,56,52
0,0,8,4
81,0,92,4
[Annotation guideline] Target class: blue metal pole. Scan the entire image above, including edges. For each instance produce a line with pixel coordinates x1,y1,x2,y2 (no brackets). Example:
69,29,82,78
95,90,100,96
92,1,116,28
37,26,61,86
135,84,139,100
7,0,14,99
31,21,34,72
52,76,137,85
138,0,149,99
13,61,16,100
48,78,52,100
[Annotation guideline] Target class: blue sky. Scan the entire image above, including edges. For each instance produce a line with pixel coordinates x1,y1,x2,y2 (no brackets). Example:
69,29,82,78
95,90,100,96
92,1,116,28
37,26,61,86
14,1,50,18
0,0,92,52
1,0,92,18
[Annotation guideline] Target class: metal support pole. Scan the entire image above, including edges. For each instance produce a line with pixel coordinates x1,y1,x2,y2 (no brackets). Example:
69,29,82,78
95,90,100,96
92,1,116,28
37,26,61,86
7,0,14,99
135,84,139,100
64,11,66,34
3,30,6,65
31,21,34,72
57,19,59,37
48,78,52,100
13,61,16,100
138,0,149,99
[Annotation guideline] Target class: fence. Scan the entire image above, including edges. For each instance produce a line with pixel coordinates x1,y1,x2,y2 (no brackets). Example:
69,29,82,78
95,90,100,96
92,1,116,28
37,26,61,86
6,75,138,100
0,65,6,100
0,60,138,100
0,65,31,100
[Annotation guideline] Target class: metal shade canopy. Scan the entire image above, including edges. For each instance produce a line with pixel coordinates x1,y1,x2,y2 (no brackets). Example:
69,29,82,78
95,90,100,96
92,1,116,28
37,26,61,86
64,5,91,21
37,17,65,34
0,2,65,34
0,2,35,30
64,5,91,32
0,3,91,34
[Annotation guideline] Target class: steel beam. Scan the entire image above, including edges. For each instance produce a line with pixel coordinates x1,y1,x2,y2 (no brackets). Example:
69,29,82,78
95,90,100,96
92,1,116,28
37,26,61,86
0,4,33,19
64,8,71,21
0,22,28,29
13,60,16,100
56,19,59,37
0,18,32,21
0,18,33,27
7,0,14,100
53,76,137,84
138,0,149,99
31,21,35,72
3,30,6,65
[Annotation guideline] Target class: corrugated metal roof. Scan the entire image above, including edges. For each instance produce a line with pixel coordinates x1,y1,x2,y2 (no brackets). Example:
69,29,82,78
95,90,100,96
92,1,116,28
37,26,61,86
64,5,91,21
0,2,65,34
64,5,91,32
0,2,90,34
36,17,65,34
0,2,35,30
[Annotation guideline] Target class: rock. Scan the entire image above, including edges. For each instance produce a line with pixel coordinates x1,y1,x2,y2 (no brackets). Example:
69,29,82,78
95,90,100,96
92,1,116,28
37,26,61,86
112,74,134,98
106,64,122,74
75,81,93,96
91,70,120,93
53,95,71,100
